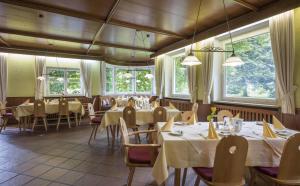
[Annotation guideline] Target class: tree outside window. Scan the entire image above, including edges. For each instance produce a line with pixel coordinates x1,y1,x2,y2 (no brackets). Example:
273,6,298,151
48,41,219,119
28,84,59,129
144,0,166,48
173,55,189,95
224,32,275,99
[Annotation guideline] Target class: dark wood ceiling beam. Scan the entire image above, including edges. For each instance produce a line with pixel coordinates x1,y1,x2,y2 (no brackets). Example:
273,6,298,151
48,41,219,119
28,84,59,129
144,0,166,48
233,0,259,11
87,0,121,54
0,27,154,52
109,20,187,39
152,0,300,58
0,46,103,60
0,0,184,38
0,36,10,47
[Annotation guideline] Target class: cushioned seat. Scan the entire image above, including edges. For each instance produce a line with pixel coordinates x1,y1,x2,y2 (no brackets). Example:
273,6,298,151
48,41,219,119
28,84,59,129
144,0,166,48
193,167,213,181
128,147,152,164
3,112,13,117
91,117,102,124
255,167,279,178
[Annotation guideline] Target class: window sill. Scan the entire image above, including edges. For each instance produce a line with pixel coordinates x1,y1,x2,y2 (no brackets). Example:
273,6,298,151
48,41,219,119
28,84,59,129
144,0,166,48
213,100,279,110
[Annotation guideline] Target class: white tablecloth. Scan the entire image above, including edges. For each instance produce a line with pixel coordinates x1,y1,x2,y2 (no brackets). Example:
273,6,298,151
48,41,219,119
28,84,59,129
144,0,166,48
101,107,181,128
15,101,85,120
152,122,299,184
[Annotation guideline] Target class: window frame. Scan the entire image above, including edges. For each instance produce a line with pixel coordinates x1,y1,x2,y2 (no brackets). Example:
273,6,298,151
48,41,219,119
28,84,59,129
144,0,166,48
104,65,154,95
171,53,190,98
220,27,277,105
46,67,83,97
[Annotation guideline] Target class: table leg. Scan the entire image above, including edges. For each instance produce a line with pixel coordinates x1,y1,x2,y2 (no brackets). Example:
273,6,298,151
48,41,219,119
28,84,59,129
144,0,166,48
174,168,181,186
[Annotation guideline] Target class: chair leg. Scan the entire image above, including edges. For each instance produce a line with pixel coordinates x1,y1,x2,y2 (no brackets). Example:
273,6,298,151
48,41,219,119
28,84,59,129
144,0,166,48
194,175,201,186
88,125,96,144
182,168,188,186
174,168,181,186
67,115,71,128
116,125,119,138
106,127,110,144
43,117,48,132
3,118,8,130
93,124,99,139
127,167,135,186
75,113,78,126
56,116,61,131
32,118,37,132
249,168,256,186
0,118,3,133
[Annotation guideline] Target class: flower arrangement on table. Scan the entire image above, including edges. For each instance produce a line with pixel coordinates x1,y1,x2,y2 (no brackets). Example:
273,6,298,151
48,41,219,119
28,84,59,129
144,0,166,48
207,107,217,122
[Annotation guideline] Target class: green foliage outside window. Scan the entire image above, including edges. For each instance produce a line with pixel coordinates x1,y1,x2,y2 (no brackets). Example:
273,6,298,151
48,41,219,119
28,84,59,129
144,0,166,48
174,56,189,94
224,32,275,98
115,69,133,93
106,68,114,93
136,70,152,92
47,68,81,95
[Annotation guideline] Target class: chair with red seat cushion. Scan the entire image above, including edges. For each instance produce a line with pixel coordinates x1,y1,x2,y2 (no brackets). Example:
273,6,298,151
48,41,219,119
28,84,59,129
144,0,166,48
119,117,159,186
0,101,16,133
193,136,248,186
87,103,107,144
250,133,300,186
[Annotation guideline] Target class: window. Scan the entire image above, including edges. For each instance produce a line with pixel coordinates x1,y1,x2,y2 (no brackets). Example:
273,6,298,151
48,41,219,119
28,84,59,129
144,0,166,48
222,31,276,102
46,67,81,96
173,55,189,95
105,66,154,94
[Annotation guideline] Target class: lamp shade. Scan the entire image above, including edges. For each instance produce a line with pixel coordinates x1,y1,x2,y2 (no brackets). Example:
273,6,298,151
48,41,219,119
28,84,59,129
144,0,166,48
223,53,244,66
181,53,202,66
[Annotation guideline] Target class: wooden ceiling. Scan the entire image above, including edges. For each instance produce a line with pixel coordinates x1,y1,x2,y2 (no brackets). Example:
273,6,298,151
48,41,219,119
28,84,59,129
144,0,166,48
0,0,299,65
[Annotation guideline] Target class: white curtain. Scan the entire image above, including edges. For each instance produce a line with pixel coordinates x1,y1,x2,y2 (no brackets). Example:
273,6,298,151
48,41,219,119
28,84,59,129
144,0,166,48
200,38,215,104
99,61,106,95
80,60,92,98
186,47,198,103
270,10,295,114
35,56,46,100
155,55,164,98
0,54,7,103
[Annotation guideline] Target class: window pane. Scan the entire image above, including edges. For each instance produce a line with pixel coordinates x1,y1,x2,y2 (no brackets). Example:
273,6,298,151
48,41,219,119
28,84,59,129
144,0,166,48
224,33,275,99
48,69,64,95
174,56,189,94
66,70,81,95
136,70,152,93
115,69,133,93
106,68,114,93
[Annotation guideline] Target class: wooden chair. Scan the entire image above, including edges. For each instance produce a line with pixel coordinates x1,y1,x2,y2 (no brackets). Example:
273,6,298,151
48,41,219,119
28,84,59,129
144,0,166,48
217,110,233,122
193,135,248,186
56,100,71,130
110,97,116,106
181,111,194,122
119,117,160,186
123,106,140,143
148,106,167,130
250,133,300,186
149,96,158,103
0,101,17,133
87,103,109,144
32,100,48,132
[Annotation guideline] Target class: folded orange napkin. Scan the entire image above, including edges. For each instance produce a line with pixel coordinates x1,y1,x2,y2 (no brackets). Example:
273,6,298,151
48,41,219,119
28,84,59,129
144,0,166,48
161,117,174,132
169,102,176,109
263,119,277,138
110,103,118,110
186,113,197,125
207,122,219,139
272,115,285,130
152,101,159,108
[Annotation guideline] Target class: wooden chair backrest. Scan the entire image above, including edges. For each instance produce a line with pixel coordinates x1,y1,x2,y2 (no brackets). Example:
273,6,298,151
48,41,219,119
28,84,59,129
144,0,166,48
110,97,116,106
278,133,300,180
58,100,69,115
119,117,129,144
0,101,6,115
123,106,136,129
87,103,95,120
149,96,158,103
213,135,248,184
33,100,46,117
181,111,193,122
217,110,233,122
153,106,167,123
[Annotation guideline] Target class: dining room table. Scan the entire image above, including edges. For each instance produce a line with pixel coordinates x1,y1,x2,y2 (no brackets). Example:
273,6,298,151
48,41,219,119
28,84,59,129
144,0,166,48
152,121,299,186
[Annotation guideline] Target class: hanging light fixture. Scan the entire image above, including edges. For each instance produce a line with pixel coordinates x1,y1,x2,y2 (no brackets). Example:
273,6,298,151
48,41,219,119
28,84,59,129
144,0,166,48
181,0,203,66
222,0,244,66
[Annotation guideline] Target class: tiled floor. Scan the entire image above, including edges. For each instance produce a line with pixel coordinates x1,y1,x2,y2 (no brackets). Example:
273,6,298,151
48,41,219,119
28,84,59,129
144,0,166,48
0,123,266,186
